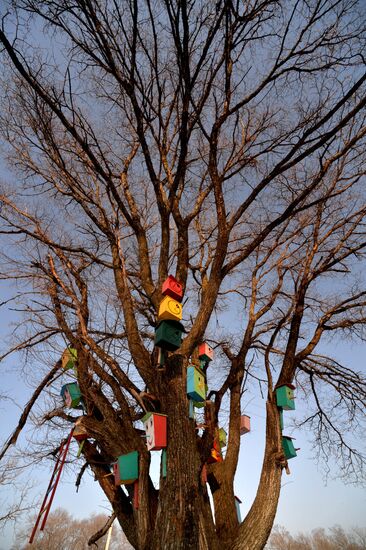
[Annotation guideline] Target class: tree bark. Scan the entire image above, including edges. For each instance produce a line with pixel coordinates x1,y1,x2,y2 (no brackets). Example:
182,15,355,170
230,400,283,550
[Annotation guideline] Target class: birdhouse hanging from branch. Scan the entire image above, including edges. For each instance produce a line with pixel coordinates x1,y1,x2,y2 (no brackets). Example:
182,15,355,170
240,415,251,435
198,342,214,363
142,412,167,451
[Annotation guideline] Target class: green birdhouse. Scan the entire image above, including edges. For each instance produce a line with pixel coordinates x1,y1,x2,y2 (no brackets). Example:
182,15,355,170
154,320,184,351
115,451,139,484
276,384,295,410
218,428,227,448
60,383,81,408
61,347,77,370
282,436,297,459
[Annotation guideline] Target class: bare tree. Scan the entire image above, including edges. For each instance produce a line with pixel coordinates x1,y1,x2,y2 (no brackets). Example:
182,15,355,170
0,1,365,549
267,524,366,550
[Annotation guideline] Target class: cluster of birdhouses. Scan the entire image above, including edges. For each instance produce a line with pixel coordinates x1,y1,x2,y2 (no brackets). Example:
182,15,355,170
154,275,185,353
275,384,298,461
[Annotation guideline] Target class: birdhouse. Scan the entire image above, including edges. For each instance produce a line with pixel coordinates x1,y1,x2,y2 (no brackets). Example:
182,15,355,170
142,412,167,451
114,451,139,485
61,347,77,370
162,275,183,302
187,366,206,402
218,428,227,448
60,383,81,408
282,436,297,460
162,448,167,478
158,295,183,322
240,415,251,435
73,424,88,442
276,384,295,411
198,342,214,362
207,439,223,463
235,496,242,523
154,320,184,351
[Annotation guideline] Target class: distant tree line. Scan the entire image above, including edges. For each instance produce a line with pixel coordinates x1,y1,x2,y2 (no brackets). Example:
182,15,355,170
267,524,366,550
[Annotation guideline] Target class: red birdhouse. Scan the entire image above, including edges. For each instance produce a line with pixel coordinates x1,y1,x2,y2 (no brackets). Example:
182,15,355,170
162,275,183,302
142,412,167,451
207,439,223,464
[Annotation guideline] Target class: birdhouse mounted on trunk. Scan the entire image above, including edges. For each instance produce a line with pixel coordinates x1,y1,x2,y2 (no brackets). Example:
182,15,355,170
218,428,227,448
187,366,206,402
142,412,167,451
61,347,77,370
162,275,183,302
154,320,184,351
282,436,297,460
114,451,139,485
207,439,223,463
60,383,81,408
158,295,183,322
276,384,296,410
240,415,251,435
198,342,214,363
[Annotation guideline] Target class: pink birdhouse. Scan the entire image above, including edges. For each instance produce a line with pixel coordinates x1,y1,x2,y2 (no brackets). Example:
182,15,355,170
198,342,214,362
162,275,183,302
240,415,251,435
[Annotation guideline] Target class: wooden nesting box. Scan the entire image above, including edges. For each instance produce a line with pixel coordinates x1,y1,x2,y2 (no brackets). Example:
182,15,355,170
60,383,81,408
207,439,223,464
282,436,297,459
114,451,139,485
142,412,167,451
158,295,183,322
198,342,214,362
61,347,77,370
218,428,227,448
73,424,88,442
162,275,183,302
154,320,184,351
240,415,251,435
235,496,242,523
187,366,206,402
276,384,295,411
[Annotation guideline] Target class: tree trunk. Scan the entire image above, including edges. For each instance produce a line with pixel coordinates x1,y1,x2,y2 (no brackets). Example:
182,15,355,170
149,354,219,550
230,400,283,550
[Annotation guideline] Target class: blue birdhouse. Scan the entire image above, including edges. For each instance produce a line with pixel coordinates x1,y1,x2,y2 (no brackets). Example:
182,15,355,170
187,366,206,402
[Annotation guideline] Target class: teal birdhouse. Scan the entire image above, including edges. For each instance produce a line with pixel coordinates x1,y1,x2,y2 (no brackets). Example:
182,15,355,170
276,384,295,410
114,451,139,485
154,320,184,351
282,436,297,459
60,383,81,408
235,496,242,523
187,366,206,402
61,347,77,370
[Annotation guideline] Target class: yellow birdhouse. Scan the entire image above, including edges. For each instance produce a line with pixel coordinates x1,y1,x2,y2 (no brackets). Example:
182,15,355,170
158,295,183,322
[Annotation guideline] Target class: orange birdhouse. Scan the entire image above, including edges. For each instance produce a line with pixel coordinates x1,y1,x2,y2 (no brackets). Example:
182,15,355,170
207,438,223,464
